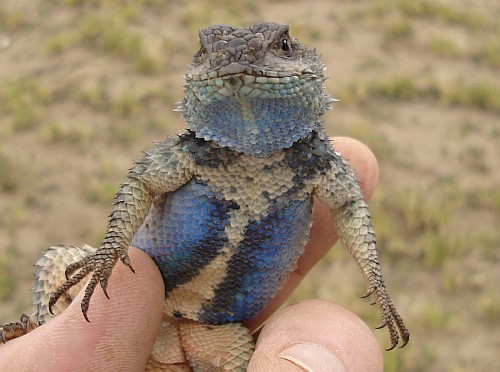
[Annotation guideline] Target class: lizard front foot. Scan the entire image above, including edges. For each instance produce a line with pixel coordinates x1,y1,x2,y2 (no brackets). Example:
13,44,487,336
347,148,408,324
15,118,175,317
49,245,134,321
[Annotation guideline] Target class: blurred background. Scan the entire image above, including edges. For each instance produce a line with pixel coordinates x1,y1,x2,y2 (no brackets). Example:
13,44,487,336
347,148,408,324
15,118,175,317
0,1,498,370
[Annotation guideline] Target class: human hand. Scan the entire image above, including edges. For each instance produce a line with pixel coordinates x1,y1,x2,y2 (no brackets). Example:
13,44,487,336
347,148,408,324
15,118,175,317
0,137,382,371
0,247,164,371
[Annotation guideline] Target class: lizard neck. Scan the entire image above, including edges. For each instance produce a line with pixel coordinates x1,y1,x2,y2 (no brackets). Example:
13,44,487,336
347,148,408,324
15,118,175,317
179,74,333,157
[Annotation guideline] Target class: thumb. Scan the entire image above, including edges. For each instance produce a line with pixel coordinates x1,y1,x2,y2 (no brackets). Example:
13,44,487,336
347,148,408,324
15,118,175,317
248,300,383,372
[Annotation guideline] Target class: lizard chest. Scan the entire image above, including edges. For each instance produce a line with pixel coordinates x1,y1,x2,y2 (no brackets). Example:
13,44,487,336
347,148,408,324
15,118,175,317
131,149,318,323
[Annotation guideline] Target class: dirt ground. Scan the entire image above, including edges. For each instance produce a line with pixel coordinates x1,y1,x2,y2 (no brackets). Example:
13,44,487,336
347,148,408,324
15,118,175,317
0,1,499,371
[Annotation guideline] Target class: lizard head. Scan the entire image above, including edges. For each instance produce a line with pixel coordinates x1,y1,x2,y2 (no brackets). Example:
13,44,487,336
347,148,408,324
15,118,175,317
177,23,335,157
188,23,321,80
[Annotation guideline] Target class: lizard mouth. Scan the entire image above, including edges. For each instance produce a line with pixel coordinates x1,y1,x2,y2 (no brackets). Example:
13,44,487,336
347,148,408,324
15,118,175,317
187,61,317,83
187,73,314,98
186,62,320,99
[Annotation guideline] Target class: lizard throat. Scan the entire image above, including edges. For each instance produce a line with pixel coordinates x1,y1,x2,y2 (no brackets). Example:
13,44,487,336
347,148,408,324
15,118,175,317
179,74,332,157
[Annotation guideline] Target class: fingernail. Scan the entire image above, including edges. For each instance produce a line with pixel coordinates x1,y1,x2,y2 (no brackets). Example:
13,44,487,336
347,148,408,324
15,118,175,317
278,342,347,372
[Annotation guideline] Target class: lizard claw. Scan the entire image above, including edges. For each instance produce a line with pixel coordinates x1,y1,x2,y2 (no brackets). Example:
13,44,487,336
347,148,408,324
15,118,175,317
368,285,410,351
64,255,91,280
361,285,376,298
399,333,410,348
386,340,397,351
49,263,94,314
120,252,135,274
81,274,100,322
50,247,123,320
100,274,111,300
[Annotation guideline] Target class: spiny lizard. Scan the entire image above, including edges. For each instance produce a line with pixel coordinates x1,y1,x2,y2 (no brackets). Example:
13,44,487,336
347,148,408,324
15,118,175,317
0,22,409,370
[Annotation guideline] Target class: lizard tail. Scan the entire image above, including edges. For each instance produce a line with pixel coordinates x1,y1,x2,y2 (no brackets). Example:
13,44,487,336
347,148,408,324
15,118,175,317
31,244,96,325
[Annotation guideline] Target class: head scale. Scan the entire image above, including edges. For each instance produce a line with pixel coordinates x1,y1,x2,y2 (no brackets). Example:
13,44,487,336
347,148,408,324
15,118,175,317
178,22,334,157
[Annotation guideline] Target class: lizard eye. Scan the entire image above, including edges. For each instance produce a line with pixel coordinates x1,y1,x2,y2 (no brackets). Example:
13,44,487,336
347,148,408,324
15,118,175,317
276,35,293,57
281,39,290,52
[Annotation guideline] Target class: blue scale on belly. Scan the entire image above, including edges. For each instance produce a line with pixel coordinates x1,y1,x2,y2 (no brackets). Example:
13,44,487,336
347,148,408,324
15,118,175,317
131,179,237,293
198,197,312,323
132,177,313,324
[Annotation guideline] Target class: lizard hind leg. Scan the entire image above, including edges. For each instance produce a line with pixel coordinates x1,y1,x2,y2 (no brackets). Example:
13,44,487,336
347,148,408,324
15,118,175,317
32,244,96,325
0,314,36,343
146,316,191,371
149,318,255,371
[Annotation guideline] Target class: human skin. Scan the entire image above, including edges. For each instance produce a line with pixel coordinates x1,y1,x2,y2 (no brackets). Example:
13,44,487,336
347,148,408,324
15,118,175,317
0,137,382,372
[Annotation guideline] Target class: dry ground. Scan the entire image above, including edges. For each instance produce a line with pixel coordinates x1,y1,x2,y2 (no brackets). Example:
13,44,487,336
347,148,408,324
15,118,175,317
0,1,499,371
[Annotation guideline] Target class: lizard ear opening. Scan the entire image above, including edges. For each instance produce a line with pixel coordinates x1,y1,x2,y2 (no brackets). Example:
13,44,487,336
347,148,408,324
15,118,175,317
193,43,207,64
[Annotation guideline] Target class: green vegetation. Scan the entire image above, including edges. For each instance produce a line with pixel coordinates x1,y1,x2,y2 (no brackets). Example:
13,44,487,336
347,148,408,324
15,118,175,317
181,0,259,32
287,24,324,43
0,78,51,132
369,76,421,100
77,15,163,73
39,121,91,144
0,246,17,300
374,185,456,240
465,187,500,213
445,81,500,112
477,293,500,323
57,0,165,8
339,76,500,113
472,38,500,68
399,0,487,30
427,37,461,57
111,92,147,118
460,145,490,174
76,79,111,112
347,121,394,160
107,122,143,146
0,5,29,31
383,19,414,41
84,179,118,205
45,34,74,55
44,1,169,74
418,302,454,330
0,152,22,193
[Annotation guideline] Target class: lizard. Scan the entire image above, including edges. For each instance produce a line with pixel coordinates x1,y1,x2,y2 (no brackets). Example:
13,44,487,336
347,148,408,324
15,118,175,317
0,22,409,370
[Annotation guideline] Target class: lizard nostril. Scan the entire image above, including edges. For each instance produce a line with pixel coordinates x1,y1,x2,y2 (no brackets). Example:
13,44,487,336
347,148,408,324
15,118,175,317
224,75,243,91
228,76,237,86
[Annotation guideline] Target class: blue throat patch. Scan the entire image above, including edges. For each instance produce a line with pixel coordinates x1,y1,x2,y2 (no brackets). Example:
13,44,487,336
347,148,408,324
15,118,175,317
180,73,332,157
187,95,322,157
